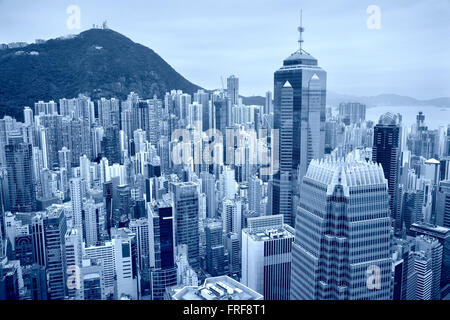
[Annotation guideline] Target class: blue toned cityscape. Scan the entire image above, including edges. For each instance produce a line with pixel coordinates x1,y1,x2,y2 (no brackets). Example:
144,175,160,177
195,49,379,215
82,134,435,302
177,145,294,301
0,0,450,302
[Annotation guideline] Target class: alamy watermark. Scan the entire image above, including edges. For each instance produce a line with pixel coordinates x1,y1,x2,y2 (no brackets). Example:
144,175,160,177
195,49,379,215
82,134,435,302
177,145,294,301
170,123,279,175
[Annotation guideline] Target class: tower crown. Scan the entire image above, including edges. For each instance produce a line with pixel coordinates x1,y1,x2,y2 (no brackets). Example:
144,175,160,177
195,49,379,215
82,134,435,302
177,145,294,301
282,11,318,67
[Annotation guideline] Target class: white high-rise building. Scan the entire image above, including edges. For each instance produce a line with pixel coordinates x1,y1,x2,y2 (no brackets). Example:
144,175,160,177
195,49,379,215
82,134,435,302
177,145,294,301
220,166,237,200
222,199,242,236
248,175,262,216
69,177,83,232
242,215,294,300
112,232,138,300
129,218,150,271
83,198,100,247
411,251,433,300
65,228,83,300
83,241,115,298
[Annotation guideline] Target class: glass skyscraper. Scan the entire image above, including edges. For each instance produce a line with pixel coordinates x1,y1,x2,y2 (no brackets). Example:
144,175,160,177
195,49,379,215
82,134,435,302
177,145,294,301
5,132,35,213
291,159,393,300
272,25,326,226
372,112,402,234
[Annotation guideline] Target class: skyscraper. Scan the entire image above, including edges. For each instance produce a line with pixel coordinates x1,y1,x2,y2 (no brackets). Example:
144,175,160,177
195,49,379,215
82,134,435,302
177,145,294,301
44,205,67,300
149,197,177,300
242,215,294,300
272,20,326,226
5,132,35,213
372,112,402,233
415,235,443,300
171,182,200,270
205,219,226,276
227,75,239,106
437,180,450,228
291,159,393,300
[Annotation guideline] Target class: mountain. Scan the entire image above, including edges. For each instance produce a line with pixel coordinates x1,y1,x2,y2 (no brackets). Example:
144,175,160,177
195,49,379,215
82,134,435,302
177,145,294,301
326,92,450,109
241,95,266,106
240,92,450,109
0,28,202,120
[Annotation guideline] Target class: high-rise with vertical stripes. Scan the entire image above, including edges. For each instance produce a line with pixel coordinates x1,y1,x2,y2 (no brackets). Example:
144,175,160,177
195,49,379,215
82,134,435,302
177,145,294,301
271,21,326,226
291,159,393,300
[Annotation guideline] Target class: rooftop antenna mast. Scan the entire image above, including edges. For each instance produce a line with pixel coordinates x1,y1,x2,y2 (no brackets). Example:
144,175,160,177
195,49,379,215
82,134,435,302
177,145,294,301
298,10,305,52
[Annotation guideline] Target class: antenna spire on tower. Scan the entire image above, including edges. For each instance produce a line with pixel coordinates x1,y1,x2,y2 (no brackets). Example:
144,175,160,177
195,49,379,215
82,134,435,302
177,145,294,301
298,10,305,52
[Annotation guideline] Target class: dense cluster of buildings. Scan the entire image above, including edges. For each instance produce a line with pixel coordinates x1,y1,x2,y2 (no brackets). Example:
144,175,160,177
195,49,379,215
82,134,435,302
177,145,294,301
1,21,450,301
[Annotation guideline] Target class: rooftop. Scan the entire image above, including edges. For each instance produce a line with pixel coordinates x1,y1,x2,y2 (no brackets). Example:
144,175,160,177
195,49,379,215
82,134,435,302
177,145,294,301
172,275,263,301
305,158,387,194
243,225,294,242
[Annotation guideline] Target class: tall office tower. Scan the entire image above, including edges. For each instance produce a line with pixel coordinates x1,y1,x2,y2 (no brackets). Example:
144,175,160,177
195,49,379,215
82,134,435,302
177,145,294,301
129,218,150,272
392,237,416,300
415,235,443,300
410,250,433,300
102,125,121,164
222,199,242,235
31,213,46,266
69,177,83,232
272,21,326,227
65,228,83,300
437,180,450,228
83,198,100,247
200,172,217,219
83,241,115,298
291,159,393,300
440,157,450,182
444,125,450,157
205,219,226,276
194,89,210,131
187,102,203,131
227,75,239,106
148,198,177,300
225,232,241,278
5,133,35,213
147,97,162,146
112,231,138,300
242,215,294,300
338,102,366,125
171,181,200,270
132,99,150,136
212,91,228,133
248,175,262,216
114,184,131,227
103,181,114,237
402,189,425,235
372,112,402,233
43,205,67,300
265,91,273,115
37,114,63,170
0,220,3,260
410,223,450,295
0,173,6,241
133,129,147,154
220,166,237,200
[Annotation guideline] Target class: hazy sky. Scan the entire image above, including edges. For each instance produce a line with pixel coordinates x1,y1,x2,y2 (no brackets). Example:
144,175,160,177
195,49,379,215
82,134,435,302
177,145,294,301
1,0,449,99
